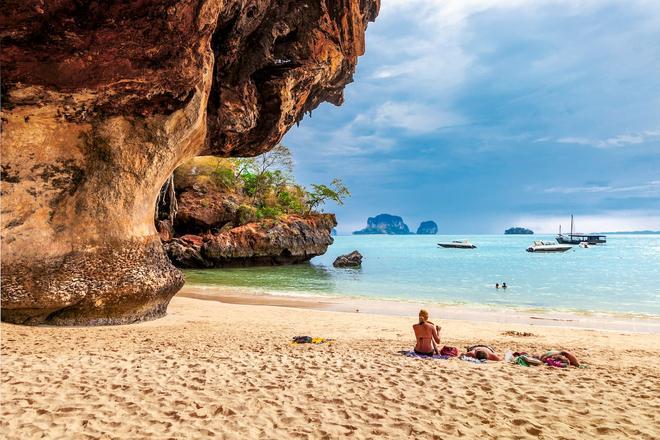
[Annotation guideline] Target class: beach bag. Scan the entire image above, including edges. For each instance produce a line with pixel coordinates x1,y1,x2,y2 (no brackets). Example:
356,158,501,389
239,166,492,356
440,346,459,357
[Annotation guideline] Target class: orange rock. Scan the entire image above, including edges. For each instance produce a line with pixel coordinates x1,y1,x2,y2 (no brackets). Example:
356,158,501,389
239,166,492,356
0,1,379,325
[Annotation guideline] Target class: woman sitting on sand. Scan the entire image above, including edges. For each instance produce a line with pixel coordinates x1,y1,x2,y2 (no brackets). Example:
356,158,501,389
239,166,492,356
413,309,441,356
463,344,502,361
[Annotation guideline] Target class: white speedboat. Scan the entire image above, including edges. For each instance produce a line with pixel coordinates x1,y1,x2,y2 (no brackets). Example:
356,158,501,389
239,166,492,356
526,241,572,253
579,241,589,248
438,240,476,249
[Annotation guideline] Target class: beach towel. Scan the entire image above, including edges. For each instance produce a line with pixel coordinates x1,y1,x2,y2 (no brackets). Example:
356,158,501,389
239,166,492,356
459,355,487,364
292,336,334,344
440,346,459,357
515,356,530,367
402,350,450,360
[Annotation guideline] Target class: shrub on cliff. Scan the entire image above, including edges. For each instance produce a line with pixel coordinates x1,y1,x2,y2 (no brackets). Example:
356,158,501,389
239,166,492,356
233,144,348,217
161,145,350,225
174,157,236,192
236,205,257,225
305,179,350,214
256,206,284,219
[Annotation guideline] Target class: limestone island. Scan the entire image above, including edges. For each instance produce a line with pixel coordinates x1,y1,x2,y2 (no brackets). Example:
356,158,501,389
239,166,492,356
157,156,337,268
416,220,438,235
505,227,534,235
353,214,411,235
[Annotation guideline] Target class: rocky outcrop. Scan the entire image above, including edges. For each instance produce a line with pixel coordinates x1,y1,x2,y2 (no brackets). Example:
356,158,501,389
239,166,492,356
155,155,337,268
416,221,438,235
1,1,379,325
333,250,363,268
165,214,336,268
353,214,411,235
175,190,243,234
505,227,534,235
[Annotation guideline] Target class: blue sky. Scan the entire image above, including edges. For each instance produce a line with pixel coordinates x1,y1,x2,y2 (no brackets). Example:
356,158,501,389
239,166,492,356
283,0,660,234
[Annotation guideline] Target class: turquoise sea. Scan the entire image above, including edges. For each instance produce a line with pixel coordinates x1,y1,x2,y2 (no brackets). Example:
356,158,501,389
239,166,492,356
184,235,660,316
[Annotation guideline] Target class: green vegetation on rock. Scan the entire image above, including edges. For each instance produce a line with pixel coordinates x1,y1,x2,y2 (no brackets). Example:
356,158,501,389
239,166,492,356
172,145,349,225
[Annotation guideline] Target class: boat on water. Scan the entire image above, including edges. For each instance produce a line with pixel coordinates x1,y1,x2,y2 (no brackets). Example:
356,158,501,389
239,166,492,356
438,240,476,249
556,215,606,245
526,241,572,253
579,242,590,248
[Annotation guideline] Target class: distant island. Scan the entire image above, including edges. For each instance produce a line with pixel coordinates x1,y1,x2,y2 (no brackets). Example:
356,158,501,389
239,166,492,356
353,214,411,235
416,220,438,235
505,227,534,235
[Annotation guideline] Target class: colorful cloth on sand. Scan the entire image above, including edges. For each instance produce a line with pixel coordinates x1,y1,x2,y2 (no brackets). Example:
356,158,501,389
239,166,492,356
292,336,334,344
544,358,568,368
440,346,459,357
515,356,530,367
403,350,450,360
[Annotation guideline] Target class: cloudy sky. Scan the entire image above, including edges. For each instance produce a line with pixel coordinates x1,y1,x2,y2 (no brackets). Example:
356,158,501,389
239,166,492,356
283,0,660,234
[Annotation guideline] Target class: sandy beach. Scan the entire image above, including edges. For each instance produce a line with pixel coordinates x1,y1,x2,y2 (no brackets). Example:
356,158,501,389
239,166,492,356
2,294,659,439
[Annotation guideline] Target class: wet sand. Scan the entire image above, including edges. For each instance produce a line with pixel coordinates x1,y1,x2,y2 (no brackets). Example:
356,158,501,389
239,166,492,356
179,285,660,334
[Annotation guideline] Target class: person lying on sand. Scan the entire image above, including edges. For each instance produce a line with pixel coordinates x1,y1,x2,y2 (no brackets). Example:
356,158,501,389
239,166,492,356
539,350,580,367
413,309,441,356
463,345,502,361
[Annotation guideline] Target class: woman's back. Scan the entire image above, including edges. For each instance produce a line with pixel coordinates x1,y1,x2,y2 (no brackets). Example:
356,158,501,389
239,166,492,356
413,322,439,354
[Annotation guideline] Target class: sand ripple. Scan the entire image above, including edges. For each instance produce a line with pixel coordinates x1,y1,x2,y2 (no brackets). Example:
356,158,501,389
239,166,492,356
2,297,659,439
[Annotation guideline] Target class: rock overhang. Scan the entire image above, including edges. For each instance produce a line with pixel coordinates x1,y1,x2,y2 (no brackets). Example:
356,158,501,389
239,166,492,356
0,0,379,325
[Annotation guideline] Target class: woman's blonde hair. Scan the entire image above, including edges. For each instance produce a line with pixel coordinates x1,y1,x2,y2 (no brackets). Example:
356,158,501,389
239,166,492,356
418,309,429,323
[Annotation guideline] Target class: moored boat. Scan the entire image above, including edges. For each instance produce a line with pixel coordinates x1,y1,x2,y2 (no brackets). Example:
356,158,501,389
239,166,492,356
438,240,476,249
526,241,572,253
556,215,606,244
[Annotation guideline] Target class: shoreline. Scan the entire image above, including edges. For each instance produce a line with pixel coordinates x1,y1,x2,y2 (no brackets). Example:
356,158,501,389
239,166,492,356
179,285,660,334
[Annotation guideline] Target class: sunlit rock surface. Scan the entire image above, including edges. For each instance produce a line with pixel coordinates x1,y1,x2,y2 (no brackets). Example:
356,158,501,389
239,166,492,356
165,214,336,268
0,0,379,325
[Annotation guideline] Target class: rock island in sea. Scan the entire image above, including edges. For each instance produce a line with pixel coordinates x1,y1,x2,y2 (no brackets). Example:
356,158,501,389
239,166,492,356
157,155,337,268
505,227,534,235
353,214,412,235
416,220,438,235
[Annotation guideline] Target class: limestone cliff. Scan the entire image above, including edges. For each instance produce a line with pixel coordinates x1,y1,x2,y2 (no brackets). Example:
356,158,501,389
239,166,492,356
1,1,379,325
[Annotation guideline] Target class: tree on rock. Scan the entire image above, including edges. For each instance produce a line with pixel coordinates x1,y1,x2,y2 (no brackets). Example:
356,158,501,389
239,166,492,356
305,179,350,214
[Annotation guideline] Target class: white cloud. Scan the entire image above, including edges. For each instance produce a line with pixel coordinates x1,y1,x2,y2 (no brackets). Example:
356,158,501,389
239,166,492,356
290,122,395,158
536,130,660,148
373,101,464,133
542,181,660,196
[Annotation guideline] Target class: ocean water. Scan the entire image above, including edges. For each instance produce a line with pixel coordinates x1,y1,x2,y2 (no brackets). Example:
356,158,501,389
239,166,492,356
184,235,660,316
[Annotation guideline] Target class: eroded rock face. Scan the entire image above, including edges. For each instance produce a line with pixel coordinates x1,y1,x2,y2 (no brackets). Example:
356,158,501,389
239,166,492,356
1,0,379,325
165,214,337,268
